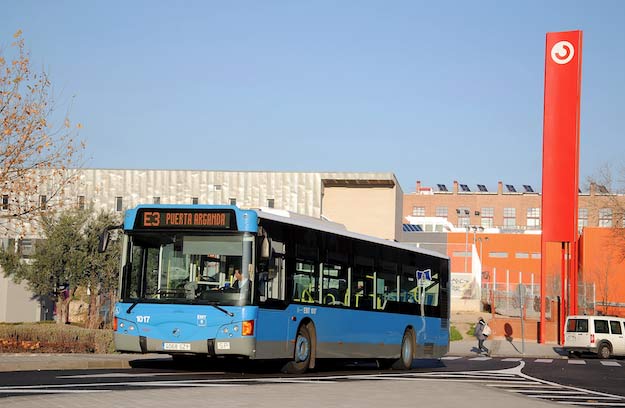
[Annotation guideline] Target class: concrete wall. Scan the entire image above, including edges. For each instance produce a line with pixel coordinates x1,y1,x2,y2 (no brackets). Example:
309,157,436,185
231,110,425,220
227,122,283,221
0,273,42,322
321,180,401,241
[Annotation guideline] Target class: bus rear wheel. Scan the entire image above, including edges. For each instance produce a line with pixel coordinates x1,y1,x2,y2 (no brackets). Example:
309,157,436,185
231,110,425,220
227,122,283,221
282,324,312,374
392,330,414,370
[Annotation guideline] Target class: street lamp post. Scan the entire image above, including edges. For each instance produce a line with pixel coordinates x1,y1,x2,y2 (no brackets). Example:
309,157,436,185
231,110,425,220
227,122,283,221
457,208,471,274
464,226,469,274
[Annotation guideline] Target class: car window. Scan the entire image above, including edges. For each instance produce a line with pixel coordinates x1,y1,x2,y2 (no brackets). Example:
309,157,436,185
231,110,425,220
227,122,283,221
595,319,610,334
610,321,623,335
567,318,588,333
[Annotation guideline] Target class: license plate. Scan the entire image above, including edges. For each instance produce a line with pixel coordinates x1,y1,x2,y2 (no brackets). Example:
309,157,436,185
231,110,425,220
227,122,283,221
216,341,231,350
163,342,191,351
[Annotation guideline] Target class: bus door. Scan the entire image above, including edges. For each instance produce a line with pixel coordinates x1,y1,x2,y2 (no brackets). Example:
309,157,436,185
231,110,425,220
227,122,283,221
255,239,291,358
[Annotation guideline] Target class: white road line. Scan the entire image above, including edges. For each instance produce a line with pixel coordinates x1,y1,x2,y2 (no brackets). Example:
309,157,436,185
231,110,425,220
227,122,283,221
468,357,491,361
600,361,621,367
491,384,560,389
534,359,553,363
528,394,621,400
0,389,110,394
558,403,625,406
567,360,586,365
521,390,589,395
440,356,462,360
58,372,225,379
501,358,523,361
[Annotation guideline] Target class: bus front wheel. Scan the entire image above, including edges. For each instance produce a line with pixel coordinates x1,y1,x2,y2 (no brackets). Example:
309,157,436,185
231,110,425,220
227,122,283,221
392,330,414,370
282,324,312,374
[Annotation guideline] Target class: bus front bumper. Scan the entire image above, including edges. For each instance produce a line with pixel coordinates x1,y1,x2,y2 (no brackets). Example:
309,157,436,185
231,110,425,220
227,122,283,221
115,333,256,357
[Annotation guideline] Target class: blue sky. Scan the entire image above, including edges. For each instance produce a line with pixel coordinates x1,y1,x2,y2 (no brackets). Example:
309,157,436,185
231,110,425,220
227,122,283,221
4,1,625,193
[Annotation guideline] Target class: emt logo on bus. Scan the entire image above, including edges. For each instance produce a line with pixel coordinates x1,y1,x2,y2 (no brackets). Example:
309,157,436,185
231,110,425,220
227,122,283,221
135,209,235,229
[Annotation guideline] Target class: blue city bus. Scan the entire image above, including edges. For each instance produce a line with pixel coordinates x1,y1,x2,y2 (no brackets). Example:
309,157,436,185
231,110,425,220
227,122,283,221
102,204,450,373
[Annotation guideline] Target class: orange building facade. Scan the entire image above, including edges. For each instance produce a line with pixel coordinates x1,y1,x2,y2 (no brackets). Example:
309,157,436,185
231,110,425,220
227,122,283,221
402,181,625,341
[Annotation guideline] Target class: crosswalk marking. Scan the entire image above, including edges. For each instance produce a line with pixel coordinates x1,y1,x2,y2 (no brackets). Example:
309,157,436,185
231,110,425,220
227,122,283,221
501,358,523,362
567,360,586,365
534,358,553,363
601,361,621,367
468,356,491,361
440,356,462,360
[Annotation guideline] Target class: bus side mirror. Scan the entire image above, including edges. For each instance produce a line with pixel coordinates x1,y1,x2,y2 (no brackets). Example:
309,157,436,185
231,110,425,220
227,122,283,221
98,230,111,253
98,225,122,253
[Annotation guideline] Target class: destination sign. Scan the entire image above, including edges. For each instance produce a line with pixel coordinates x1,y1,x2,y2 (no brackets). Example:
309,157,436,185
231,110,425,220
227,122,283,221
135,209,235,230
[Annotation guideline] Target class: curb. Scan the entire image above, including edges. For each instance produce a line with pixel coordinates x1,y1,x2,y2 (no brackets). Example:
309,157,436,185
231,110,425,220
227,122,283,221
0,353,164,372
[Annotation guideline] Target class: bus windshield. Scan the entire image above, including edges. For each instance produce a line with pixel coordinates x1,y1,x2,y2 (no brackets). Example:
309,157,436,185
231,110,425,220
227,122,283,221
121,232,254,306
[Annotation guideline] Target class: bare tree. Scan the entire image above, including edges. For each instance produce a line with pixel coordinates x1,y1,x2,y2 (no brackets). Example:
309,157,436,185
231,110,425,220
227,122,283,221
587,250,624,316
584,164,625,259
0,30,84,234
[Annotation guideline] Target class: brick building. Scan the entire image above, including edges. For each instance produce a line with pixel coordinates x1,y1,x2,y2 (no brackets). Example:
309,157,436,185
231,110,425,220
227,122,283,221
403,180,625,231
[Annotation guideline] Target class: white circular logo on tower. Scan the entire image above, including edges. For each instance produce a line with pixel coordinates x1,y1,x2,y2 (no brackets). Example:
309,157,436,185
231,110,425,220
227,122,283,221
551,41,575,65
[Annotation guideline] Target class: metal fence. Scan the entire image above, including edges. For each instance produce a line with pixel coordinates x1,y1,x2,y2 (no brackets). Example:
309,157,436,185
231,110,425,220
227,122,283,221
481,282,596,318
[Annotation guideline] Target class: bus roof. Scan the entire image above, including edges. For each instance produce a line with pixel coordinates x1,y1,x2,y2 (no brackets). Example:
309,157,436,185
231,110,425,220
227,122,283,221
124,204,448,261
255,207,449,261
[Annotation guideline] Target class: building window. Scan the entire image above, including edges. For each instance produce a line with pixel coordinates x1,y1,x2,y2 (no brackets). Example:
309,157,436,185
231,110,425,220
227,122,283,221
489,252,509,258
229,198,236,205
19,239,35,257
39,195,47,210
435,206,448,217
599,208,613,227
267,198,275,208
456,207,470,227
515,252,529,259
115,197,123,212
412,206,425,216
192,197,199,205
214,185,222,191
526,207,540,229
503,207,516,228
78,195,85,210
481,207,494,228
153,196,161,204
2,194,9,210
578,208,588,229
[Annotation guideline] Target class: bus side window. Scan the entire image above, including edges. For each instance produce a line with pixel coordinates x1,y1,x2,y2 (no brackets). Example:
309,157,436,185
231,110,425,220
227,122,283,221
292,260,319,304
258,242,286,303
351,255,374,310
322,263,347,306
352,276,373,310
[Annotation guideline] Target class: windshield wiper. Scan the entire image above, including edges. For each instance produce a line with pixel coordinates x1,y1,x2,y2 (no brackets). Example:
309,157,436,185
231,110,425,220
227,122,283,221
126,301,140,314
207,302,234,317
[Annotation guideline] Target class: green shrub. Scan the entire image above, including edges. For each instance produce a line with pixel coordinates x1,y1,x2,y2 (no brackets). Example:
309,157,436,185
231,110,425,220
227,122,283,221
449,325,463,341
466,323,476,337
0,323,114,353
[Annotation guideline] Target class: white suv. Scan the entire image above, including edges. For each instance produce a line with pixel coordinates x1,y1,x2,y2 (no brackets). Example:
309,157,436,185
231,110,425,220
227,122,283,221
564,315,625,359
